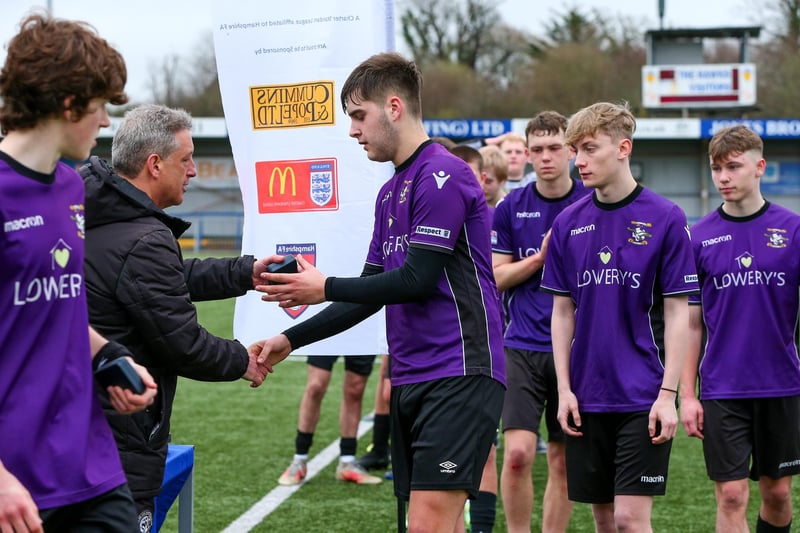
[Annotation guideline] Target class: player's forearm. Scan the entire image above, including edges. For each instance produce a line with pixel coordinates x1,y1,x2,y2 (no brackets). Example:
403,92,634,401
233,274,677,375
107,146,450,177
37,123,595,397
493,253,543,292
551,295,576,393
283,301,381,350
679,305,704,400
326,246,448,304
661,296,689,393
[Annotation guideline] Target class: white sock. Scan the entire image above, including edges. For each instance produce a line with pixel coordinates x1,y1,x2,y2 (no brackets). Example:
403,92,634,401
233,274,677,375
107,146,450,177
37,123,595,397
339,455,355,464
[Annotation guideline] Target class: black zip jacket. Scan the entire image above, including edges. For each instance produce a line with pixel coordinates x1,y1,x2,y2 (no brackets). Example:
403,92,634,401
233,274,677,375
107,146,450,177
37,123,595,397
81,156,253,499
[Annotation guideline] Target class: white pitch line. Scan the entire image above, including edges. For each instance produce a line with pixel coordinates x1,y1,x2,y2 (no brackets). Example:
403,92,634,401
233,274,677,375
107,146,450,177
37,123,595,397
220,414,376,533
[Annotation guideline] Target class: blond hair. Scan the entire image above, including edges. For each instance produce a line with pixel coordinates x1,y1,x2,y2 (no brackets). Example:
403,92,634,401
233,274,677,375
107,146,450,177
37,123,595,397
479,145,509,183
565,102,636,146
498,133,526,150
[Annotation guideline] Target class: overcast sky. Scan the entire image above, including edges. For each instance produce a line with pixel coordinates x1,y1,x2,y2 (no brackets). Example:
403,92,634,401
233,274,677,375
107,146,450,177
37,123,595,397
1,0,758,104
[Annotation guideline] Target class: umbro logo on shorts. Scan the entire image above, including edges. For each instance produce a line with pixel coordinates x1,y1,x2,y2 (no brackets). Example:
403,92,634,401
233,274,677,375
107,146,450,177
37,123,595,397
439,460,457,473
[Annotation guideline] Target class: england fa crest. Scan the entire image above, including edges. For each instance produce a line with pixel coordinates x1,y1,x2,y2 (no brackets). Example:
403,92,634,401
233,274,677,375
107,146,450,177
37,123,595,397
275,243,317,319
310,162,334,207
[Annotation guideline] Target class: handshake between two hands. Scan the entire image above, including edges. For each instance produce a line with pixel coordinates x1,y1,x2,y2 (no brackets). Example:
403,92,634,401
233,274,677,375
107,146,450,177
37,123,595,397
243,334,292,387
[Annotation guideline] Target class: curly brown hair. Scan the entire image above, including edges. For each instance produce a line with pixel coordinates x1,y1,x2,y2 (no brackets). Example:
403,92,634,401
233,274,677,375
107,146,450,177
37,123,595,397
0,13,128,134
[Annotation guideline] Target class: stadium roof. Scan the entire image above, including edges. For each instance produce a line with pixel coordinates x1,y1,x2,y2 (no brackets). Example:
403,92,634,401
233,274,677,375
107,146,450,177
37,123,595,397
645,27,762,39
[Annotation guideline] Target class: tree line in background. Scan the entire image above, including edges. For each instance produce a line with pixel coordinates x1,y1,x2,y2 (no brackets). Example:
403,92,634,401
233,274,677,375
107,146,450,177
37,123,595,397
139,0,800,119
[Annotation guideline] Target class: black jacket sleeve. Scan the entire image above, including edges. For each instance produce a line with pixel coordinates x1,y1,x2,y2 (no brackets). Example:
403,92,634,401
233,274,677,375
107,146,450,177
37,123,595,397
183,255,255,301
115,229,248,381
323,246,450,304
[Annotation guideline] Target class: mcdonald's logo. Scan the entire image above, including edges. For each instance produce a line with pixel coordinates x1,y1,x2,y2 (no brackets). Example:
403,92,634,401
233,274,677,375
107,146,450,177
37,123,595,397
255,158,339,214
268,166,297,197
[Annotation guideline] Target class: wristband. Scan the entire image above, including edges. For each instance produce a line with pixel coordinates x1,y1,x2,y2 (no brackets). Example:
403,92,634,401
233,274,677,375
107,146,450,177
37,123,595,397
92,340,129,371
660,386,678,394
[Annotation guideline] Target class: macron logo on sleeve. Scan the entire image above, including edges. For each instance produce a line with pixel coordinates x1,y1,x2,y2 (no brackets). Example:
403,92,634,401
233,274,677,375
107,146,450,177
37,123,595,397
432,170,450,189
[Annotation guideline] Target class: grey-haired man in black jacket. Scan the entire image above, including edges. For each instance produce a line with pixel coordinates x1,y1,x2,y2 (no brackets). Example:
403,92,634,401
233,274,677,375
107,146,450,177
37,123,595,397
82,104,280,533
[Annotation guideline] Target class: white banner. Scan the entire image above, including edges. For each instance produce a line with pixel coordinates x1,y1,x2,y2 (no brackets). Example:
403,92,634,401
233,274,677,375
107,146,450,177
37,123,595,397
642,63,757,109
212,1,394,354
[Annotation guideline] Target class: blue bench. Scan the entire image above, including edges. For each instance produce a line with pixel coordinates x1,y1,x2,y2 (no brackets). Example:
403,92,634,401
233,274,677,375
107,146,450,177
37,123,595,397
154,444,194,532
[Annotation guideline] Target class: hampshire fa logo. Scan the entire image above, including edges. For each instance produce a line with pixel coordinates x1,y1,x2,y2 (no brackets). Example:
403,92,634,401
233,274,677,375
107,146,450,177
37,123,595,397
275,243,316,319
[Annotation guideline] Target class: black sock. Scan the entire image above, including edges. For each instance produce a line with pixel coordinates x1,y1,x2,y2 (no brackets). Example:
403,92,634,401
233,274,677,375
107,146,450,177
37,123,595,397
756,515,791,533
372,414,390,453
340,437,357,457
295,431,313,455
470,491,496,533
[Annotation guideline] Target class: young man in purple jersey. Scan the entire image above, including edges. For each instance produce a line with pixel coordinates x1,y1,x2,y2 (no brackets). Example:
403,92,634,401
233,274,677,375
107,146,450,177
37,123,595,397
251,52,506,533
0,13,157,533
540,102,698,532
680,125,800,533
493,111,587,533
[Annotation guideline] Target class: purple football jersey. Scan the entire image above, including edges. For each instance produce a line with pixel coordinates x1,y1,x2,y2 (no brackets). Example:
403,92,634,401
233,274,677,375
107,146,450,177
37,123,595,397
365,142,505,387
691,202,800,399
0,154,125,509
541,186,698,412
492,180,589,350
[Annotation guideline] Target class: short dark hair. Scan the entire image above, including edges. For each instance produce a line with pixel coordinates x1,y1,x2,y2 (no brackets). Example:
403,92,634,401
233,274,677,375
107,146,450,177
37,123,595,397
340,52,423,117
525,111,568,140
0,13,127,134
451,145,483,173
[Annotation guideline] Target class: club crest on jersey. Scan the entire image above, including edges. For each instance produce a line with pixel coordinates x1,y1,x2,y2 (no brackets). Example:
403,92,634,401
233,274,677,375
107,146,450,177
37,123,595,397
627,220,652,246
765,227,788,248
399,180,412,204
275,243,316,319
70,204,85,239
